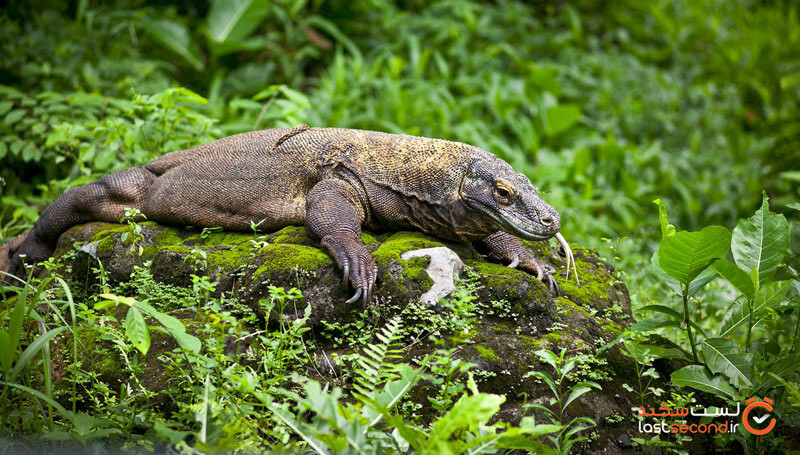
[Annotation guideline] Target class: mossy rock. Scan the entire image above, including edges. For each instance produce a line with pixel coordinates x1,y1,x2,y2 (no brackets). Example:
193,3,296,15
49,221,655,454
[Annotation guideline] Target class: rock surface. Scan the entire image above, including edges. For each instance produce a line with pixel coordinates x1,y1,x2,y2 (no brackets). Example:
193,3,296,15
400,246,464,306
48,221,672,454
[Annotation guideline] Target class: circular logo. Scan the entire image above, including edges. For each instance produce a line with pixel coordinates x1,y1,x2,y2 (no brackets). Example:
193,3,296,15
742,397,776,436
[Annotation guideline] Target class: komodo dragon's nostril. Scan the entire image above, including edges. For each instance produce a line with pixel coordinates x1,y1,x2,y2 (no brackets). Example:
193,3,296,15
541,216,553,226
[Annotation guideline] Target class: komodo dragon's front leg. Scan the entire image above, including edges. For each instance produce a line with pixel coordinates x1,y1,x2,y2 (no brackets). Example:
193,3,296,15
305,178,377,306
479,231,560,296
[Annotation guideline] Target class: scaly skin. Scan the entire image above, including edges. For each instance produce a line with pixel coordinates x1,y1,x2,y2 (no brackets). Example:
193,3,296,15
2,125,565,302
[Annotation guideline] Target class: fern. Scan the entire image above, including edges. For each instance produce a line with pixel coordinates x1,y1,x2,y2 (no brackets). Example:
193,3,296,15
352,316,404,401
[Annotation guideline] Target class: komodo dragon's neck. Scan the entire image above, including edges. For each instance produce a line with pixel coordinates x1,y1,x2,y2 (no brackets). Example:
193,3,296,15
300,128,498,242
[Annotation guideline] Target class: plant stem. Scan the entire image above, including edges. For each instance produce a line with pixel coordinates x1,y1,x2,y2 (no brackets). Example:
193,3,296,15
682,288,699,363
791,309,800,355
746,297,754,353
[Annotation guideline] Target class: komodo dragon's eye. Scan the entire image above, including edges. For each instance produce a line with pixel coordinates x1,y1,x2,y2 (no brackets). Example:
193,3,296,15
493,183,516,204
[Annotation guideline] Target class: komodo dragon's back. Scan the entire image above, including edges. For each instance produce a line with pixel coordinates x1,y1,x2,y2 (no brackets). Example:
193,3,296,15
145,124,312,176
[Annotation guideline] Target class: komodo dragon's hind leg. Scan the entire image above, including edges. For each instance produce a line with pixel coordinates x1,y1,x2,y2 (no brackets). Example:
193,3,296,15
4,166,156,281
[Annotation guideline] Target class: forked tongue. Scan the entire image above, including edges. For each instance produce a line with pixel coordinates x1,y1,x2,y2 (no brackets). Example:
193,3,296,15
554,232,579,285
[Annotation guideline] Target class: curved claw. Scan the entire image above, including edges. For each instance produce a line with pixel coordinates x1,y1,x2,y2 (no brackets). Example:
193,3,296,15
546,274,560,298
346,287,363,305
507,255,520,269
342,262,350,290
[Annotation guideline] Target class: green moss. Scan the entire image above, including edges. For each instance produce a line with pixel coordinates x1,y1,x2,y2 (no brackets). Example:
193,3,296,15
474,345,500,362
253,243,332,281
601,321,623,337
368,231,444,295
556,297,590,318
465,260,549,304
360,231,379,248
491,323,515,334
90,223,128,255
372,231,444,267
267,226,315,246
152,226,184,246
141,226,184,258
540,330,584,349
519,334,546,350
556,255,614,313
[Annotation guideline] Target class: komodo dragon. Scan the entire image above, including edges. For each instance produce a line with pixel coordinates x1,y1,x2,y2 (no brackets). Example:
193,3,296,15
1,124,578,302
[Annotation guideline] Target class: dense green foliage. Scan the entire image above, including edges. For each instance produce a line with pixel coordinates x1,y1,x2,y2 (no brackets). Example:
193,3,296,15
1,0,799,453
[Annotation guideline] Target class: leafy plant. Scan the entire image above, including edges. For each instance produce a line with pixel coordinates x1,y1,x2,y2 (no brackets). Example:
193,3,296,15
525,348,601,455
643,194,798,453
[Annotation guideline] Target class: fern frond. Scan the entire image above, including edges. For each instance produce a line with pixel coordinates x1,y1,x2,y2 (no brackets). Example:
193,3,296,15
353,316,404,402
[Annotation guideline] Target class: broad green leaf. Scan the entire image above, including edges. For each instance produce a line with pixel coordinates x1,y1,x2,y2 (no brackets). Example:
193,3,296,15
136,301,201,354
731,193,789,285
153,421,192,445
622,342,686,360
671,365,736,399
712,259,754,298
658,225,731,286
755,280,791,310
545,104,581,136
172,332,202,354
125,306,150,356
758,356,800,391
98,293,136,306
717,281,791,338
651,250,715,296
701,338,753,389
563,381,601,410
368,363,425,429
208,36,270,57
518,418,563,438
719,296,753,338
427,393,504,450
207,0,270,45
717,283,789,338
534,349,560,371
787,202,800,211
0,101,13,116
5,109,25,125
627,317,680,333
525,371,558,397
638,304,682,320
142,20,204,71
652,199,676,237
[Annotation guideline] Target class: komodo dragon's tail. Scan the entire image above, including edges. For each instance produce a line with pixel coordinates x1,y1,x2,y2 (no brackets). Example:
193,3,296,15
0,232,27,276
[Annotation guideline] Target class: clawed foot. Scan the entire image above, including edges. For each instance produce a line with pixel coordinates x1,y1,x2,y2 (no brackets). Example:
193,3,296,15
321,233,377,306
481,231,565,298
506,253,560,298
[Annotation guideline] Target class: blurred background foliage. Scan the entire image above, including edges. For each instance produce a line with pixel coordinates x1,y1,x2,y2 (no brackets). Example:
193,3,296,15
1,0,798,303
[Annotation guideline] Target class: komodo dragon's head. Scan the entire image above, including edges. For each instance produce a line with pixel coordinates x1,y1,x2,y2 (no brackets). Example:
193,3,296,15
459,158,560,241
459,157,579,283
